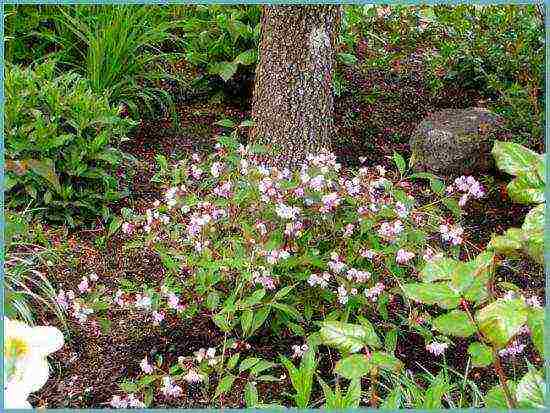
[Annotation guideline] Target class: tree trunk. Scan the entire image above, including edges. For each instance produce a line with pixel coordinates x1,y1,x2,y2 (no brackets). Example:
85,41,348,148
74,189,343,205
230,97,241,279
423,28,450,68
250,5,341,168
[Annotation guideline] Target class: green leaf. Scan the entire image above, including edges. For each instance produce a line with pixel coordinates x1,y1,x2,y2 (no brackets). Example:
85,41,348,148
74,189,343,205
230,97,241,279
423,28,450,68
343,378,361,408
467,342,494,367
356,316,382,349
215,118,236,128
516,369,545,409
271,302,301,321
526,307,544,356
337,52,358,66
507,175,544,204
244,381,259,407
432,310,477,337
423,371,450,409
234,49,257,66
214,374,236,398
392,152,406,175
226,352,240,371
475,298,528,349
369,351,404,372
492,141,544,178
523,204,544,232
208,61,238,81
239,357,260,373
485,381,517,408
488,228,524,255
319,321,374,353
381,388,402,409
442,197,461,217
401,283,461,309
420,257,459,282
26,158,61,192
273,285,295,301
335,354,370,379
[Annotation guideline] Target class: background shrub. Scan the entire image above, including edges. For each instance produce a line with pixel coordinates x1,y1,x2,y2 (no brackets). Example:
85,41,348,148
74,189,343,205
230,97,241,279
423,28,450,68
5,61,136,226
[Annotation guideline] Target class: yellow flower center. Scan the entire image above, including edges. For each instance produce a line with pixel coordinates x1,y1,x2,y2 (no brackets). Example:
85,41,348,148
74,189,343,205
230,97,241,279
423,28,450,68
5,337,29,359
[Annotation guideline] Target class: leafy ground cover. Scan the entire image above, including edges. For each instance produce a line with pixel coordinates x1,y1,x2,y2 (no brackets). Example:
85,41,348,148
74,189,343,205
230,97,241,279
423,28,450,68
4,4,545,410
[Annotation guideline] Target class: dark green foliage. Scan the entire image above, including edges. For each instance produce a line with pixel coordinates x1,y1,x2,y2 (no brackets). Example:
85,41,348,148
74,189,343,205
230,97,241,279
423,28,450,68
427,5,544,145
5,61,136,226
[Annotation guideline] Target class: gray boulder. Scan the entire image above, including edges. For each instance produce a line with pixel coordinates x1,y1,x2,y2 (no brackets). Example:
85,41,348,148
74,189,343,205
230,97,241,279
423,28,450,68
410,107,505,176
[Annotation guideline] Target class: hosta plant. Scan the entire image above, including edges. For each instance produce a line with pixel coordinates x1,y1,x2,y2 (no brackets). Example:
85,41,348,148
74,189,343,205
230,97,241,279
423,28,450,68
488,141,545,264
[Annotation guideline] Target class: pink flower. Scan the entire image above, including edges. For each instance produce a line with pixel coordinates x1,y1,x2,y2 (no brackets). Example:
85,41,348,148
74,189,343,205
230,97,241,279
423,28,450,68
167,293,180,310
161,376,182,398
140,357,154,374
152,310,165,325
320,192,340,213
78,277,90,293
396,249,415,264
499,340,526,357
426,342,448,356
291,344,309,358
56,290,69,310
364,283,385,301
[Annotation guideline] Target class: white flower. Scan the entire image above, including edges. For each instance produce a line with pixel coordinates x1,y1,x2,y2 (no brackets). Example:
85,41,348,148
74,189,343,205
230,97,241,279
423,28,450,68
4,317,64,409
139,357,153,374
183,368,204,383
161,376,182,397
426,341,448,356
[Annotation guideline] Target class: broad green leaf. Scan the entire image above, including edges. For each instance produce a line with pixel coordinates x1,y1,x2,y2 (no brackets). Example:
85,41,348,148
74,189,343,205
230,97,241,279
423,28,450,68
522,204,544,232
319,321,374,353
526,307,544,356
401,283,461,309
432,310,477,337
244,381,258,407
381,388,402,409
234,49,257,66
208,61,238,81
343,378,362,408
334,354,370,379
516,369,545,409
214,374,236,398
488,228,524,255
484,381,517,408
475,298,528,349
467,342,494,367
392,152,406,175
226,352,240,371
420,257,459,282
250,306,271,336
492,141,543,178
337,52,358,66
507,175,544,204
369,351,404,372
239,357,260,373
26,158,61,192
442,198,461,218
356,316,382,349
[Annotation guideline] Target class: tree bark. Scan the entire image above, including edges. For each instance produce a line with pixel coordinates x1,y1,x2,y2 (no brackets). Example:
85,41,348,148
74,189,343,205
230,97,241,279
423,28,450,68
250,5,341,168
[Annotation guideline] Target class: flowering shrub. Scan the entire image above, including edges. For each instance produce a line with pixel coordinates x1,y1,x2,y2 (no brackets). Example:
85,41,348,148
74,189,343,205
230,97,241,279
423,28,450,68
93,133,515,406
116,134,481,338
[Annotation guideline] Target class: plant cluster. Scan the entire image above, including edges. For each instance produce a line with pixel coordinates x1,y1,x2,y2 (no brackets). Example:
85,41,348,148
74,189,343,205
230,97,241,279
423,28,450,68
5,61,135,226
50,132,539,408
